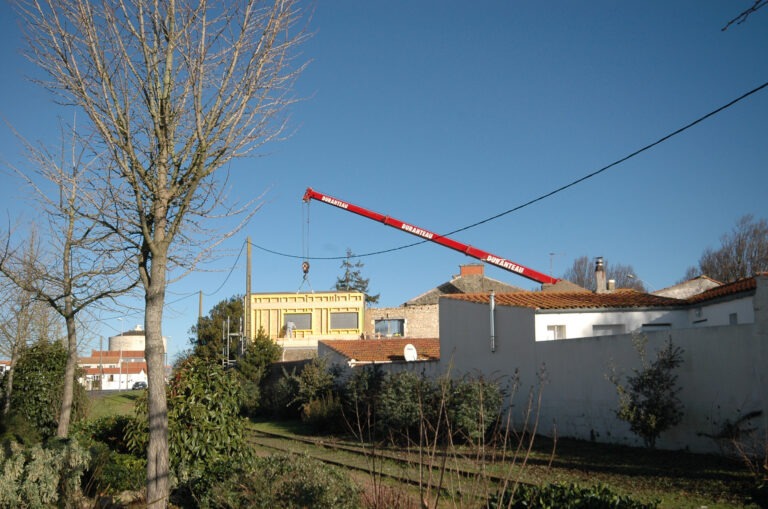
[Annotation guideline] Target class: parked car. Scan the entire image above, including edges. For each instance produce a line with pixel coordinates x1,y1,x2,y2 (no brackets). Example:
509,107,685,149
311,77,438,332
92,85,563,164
132,381,148,390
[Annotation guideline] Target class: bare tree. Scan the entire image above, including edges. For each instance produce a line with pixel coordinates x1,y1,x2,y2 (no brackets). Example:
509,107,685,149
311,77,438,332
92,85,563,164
1,124,136,437
0,234,63,415
689,215,768,283
14,1,307,505
563,255,646,291
723,0,768,31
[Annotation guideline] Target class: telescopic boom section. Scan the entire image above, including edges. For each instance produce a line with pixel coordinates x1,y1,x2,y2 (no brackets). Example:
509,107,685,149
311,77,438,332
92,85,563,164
302,188,559,285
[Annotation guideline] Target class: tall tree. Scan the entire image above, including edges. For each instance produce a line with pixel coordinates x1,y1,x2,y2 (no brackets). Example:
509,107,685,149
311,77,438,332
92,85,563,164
562,255,646,291
15,1,307,506
1,124,135,437
335,248,380,305
188,295,243,362
686,215,768,283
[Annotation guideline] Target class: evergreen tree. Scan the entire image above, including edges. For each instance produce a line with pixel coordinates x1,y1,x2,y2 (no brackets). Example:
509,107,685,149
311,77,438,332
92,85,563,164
188,296,244,362
335,248,380,305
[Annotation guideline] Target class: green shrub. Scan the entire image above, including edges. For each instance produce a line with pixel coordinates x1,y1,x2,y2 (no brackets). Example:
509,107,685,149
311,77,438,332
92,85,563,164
84,443,145,496
491,482,658,509
74,414,136,454
445,376,504,443
126,356,251,483
375,371,438,442
301,393,343,434
0,439,90,508
609,336,684,448
194,454,360,509
5,341,88,439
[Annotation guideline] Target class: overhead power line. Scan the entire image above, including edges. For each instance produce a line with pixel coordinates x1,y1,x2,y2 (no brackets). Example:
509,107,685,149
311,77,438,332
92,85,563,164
253,80,768,261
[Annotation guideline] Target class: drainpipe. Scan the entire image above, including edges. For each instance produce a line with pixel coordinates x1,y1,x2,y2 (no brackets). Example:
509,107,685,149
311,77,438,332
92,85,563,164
490,291,496,353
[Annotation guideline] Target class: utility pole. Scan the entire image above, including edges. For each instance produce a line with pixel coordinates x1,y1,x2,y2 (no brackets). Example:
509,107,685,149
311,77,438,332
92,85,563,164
246,237,251,341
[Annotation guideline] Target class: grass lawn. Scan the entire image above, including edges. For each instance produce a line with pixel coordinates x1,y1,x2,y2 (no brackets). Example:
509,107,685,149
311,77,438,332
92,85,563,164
87,390,142,420
251,420,763,509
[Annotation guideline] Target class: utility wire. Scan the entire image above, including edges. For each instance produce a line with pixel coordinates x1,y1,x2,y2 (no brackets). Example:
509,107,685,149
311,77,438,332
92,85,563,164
254,79,767,261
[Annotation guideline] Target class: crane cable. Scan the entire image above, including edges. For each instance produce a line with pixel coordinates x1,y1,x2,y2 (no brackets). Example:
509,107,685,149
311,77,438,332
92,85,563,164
298,198,313,292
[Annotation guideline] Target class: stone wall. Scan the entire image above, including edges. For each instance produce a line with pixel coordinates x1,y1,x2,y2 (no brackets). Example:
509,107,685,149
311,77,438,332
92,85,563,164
364,304,439,338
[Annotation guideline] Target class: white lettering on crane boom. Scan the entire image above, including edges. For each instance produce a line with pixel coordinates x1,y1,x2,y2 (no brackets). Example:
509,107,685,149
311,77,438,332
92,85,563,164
485,255,524,274
401,223,434,239
321,196,349,209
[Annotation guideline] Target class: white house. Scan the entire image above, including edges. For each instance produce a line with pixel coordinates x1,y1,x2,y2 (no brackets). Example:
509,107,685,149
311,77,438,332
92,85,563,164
78,350,149,391
438,274,767,454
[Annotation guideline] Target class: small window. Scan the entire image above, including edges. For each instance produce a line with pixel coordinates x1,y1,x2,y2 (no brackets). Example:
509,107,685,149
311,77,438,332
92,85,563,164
284,313,311,331
331,312,359,329
546,325,566,340
729,313,738,325
375,319,404,337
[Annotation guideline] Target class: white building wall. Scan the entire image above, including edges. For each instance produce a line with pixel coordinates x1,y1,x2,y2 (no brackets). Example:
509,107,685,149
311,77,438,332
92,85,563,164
438,279,768,454
687,298,754,327
535,309,688,341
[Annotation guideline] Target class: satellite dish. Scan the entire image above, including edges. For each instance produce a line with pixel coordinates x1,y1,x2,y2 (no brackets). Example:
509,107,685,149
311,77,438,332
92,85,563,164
403,343,418,362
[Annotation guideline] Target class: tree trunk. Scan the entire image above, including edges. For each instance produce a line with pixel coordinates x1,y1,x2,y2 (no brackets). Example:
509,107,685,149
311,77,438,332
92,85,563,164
57,313,78,437
145,255,169,509
2,342,20,416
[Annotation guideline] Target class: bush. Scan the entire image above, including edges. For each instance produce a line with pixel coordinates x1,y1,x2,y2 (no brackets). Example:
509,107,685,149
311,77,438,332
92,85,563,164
0,439,90,508
84,443,146,496
445,375,504,444
237,327,283,417
609,336,684,448
375,371,438,442
193,454,360,509
491,482,658,509
126,355,251,483
4,341,88,439
301,393,343,434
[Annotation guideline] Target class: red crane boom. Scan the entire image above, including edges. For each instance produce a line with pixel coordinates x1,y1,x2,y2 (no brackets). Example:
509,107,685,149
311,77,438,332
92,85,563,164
303,187,559,285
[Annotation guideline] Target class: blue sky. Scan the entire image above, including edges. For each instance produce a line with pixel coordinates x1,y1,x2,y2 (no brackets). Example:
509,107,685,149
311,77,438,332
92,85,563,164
0,1,766,361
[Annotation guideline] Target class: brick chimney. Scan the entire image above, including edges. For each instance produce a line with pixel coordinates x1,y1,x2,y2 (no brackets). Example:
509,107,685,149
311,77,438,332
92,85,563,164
595,257,607,293
460,264,484,277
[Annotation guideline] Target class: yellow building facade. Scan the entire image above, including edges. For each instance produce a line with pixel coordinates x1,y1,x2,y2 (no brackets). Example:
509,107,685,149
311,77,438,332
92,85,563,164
247,291,365,347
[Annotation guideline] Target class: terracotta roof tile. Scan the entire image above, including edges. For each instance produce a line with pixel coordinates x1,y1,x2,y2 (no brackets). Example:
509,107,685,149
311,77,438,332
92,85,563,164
321,338,440,363
445,289,685,310
685,277,757,304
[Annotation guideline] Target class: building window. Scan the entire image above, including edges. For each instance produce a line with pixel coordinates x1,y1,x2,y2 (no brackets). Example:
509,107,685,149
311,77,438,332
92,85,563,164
375,319,404,337
284,313,311,334
592,324,625,337
331,312,359,330
546,325,566,340
729,313,738,325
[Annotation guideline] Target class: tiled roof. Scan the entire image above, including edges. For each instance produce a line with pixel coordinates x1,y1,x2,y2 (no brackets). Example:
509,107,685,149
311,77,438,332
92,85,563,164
445,289,685,310
685,276,757,304
321,338,440,363
82,363,147,375
444,274,762,310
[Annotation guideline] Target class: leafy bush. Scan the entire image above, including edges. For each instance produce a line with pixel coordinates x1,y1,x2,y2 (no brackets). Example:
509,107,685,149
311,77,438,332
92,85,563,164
193,454,360,509
446,375,504,443
4,341,88,439
0,439,90,508
609,336,684,448
237,327,282,417
126,355,251,483
375,371,438,442
491,482,658,509
84,443,146,496
301,393,343,434
74,414,136,454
